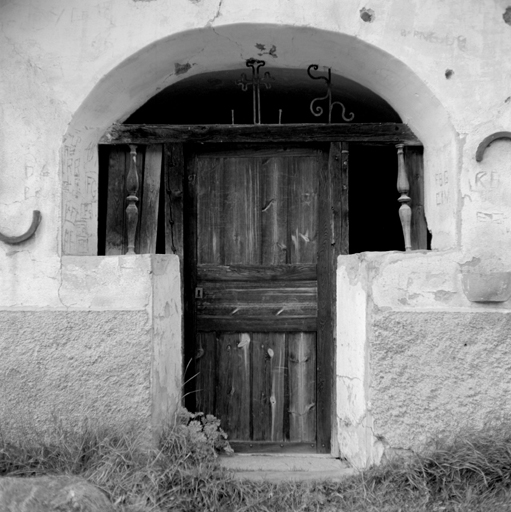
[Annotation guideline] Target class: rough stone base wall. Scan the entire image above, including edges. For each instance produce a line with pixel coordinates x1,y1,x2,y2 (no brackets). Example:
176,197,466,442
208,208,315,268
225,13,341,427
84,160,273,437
371,311,511,454
1,310,152,439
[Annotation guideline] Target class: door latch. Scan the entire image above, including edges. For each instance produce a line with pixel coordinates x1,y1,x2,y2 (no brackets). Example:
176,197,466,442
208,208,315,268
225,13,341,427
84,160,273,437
195,287,204,299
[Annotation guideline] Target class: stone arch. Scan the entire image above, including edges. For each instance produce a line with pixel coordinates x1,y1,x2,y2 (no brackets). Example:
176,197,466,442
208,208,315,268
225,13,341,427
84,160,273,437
62,23,458,256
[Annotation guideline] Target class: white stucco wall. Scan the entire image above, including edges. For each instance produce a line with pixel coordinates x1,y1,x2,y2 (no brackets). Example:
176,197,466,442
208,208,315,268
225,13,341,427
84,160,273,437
3,0,511,301
0,254,181,442
337,250,511,468
3,0,511,463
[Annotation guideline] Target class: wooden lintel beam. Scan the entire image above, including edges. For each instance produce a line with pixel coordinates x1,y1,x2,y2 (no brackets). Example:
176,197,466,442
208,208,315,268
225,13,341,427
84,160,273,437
100,123,421,145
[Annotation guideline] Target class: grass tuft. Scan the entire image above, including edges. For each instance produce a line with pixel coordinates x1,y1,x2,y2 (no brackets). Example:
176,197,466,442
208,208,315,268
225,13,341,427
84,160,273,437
2,417,511,511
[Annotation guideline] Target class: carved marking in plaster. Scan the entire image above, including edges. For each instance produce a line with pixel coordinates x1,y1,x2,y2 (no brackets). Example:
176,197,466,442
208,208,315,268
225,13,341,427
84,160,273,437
62,133,97,255
85,142,95,162
97,1,114,23
436,190,449,205
71,9,88,22
470,170,501,201
435,171,450,206
400,29,467,51
435,171,449,187
476,211,504,224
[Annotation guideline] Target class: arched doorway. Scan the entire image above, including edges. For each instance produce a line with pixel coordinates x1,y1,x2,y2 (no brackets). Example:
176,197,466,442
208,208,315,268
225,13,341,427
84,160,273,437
97,63,426,453
62,23,458,461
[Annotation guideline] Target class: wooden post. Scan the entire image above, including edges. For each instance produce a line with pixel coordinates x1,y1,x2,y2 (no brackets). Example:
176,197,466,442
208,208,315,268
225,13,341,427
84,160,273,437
125,144,139,254
396,144,412,251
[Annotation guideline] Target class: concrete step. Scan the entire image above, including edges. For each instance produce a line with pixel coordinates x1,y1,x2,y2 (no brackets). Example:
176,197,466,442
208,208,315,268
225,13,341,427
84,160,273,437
219,454,356,482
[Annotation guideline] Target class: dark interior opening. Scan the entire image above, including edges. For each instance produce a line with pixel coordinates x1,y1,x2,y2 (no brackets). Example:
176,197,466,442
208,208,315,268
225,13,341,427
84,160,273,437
98,67,424,256
349,144,405,253
124,67,401,125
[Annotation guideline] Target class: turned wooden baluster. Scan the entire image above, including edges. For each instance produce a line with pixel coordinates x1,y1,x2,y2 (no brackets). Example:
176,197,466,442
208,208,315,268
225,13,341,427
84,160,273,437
126,144,139,254
396,144,412,251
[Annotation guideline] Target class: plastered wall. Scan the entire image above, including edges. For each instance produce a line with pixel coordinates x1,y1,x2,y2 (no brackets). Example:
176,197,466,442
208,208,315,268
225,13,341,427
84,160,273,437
338,251,511,468
2,0,511,462
3,0,511,296
0,254,182,443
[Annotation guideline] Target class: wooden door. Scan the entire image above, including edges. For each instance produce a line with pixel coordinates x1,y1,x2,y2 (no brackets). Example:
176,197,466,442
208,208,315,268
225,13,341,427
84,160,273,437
184,143,346,453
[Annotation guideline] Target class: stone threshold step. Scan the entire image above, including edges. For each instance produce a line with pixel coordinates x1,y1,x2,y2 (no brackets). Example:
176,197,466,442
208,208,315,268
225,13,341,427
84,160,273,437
219,454,356,482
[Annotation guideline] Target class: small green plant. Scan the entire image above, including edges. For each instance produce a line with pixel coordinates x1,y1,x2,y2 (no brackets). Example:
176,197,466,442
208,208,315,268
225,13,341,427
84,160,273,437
167,407,234,460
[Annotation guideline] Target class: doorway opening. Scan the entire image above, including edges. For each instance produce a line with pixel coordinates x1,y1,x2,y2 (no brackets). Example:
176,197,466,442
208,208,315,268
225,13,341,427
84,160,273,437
97,65,426,453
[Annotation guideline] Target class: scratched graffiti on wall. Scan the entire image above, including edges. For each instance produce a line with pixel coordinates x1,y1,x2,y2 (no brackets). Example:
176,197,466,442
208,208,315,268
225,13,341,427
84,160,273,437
434,170,450,206
400,29,467,51
62,132,97,255
470,169,501,202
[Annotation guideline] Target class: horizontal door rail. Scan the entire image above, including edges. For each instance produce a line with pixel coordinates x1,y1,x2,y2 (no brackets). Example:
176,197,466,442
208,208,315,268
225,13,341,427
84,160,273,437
198,264,317,281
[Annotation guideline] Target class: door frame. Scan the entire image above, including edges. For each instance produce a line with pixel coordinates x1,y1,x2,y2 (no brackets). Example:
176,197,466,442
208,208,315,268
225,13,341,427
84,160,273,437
181,141,346,453
101,122,422,454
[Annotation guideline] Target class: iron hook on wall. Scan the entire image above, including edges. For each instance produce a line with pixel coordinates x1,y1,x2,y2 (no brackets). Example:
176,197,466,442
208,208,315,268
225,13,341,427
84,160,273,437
0,210,42,244
475,131,511,162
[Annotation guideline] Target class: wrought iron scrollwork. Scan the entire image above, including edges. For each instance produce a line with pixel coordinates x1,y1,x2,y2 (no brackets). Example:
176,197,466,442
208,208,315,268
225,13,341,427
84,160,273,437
236,59,274,124
308,64,355,123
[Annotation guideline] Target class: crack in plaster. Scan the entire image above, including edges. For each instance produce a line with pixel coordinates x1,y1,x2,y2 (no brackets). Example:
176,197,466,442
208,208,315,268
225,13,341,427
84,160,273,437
339,375,362,382
207,0,223,26
210,26,245,61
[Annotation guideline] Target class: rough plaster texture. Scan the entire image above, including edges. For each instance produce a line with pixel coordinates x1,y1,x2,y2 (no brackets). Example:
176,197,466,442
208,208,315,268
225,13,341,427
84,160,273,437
371,311,511,453
338,252,511,468
0,255,182,443
1,310,151,437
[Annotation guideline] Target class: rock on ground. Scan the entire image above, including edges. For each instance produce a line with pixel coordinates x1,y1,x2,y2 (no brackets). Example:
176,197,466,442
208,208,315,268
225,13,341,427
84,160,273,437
0,475,115,512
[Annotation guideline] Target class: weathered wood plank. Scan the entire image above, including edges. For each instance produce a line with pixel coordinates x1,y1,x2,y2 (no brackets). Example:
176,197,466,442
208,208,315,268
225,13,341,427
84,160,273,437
195,331,216,415
197,157,223,263
100,123,421,145
261,157,288,265
288,333,316,442
222,158,261,264
329,142,350,256
163,143,184,258
252,333,286,442
340,143,350,255
138,145,162,254
405,146,428,250
198,316,317,332
288,156,319,264
329,143,342,256
316,149,333,453
195,146,323,158
197,279,318,294
216,333,251,440
105,147,127,255
197,306,317,318
195,282,317,310
197,264,317,282
229,441,317,453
